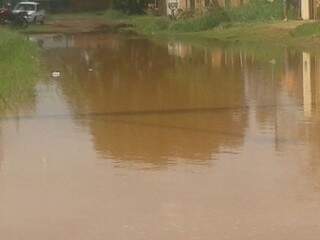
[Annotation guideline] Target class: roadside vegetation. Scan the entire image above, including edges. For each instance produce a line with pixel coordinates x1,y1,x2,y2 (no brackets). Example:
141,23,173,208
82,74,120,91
96,0,320,48
0,28,40,108
292,22,320,38
104,0,297,34
19,0,320,48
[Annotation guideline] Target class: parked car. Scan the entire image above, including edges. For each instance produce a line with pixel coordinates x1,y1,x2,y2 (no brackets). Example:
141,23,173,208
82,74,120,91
12,2,46,24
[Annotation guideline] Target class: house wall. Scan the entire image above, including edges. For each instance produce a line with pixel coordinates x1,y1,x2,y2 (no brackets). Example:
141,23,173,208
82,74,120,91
301,0,310,19
301,0,320,19
163,0,248,15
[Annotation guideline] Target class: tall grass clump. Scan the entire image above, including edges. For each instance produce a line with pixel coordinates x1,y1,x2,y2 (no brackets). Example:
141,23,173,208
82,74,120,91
0,29,40,108
169,9,230,32
104,9,129,20
131,16,170,33
112,0,148,14
292,22,320,37
104,0,288,34
226,0,284,22
169,0,285,32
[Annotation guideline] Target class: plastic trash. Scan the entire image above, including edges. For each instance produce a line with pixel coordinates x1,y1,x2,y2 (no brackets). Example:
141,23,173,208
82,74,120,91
52,71,61,78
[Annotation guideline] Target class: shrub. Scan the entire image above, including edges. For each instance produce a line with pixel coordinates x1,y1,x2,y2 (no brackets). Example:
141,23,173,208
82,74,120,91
0,29,40,106
112,0,149,14
132,16,170,33
292,23,320,37
170,9,230,32
104,9,129,20
226,0,284,22
177,9,195,20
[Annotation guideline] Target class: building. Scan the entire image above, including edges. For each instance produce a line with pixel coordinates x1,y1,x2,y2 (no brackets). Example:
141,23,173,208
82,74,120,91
301,0,320,20
158,0,318,20
157,0,247,15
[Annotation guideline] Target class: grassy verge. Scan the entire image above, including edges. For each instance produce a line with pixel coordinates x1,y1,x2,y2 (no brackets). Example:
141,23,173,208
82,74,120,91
102,0,293,34
0,28,40,109
101,10,320,48
23,0,290,35
20,5,320,49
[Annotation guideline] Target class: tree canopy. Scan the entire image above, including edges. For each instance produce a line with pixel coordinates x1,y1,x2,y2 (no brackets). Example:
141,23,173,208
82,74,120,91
112,0,149,14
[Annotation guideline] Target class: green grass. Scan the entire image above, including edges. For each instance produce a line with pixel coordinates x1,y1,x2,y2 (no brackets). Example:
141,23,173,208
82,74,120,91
291,22,320,38
0,28,40,109
100,9,311,47
24,0,298,36
102,10,230,34
169,10,230,32
102,0,288,34
103,9,129,20
225,0,285,22
128,16,170,33
102,10,227,33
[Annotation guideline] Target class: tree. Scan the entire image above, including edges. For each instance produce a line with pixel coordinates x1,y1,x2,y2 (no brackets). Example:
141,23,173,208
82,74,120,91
283,0,300,20
112,0,149,14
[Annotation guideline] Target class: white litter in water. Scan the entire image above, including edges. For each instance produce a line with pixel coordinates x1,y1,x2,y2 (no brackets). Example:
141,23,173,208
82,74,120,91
52,71,61,78
89,68,93,72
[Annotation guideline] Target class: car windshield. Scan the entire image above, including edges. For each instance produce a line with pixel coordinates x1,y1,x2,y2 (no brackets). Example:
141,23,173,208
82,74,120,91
14,4,36,11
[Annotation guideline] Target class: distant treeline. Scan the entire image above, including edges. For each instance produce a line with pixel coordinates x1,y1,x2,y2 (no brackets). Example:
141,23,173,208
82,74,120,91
61,0,147,13
0,0,300,17
112,0,150,14
1,0,155,13
1,0,112,11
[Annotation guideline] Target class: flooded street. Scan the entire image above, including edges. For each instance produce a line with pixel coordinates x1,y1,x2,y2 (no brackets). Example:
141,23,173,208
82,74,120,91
1,33,320,239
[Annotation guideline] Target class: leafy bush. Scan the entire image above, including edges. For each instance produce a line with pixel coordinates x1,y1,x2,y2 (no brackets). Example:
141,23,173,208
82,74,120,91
170,9,230,32
112,0,149,14
177,9,195,20
105,0,289,34
226,0,284,22
164,0,285,32
132,16,170,33
292,23,320,37
104,9,129,20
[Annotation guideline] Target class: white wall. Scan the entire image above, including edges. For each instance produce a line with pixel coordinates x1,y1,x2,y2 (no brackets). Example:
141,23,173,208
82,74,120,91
301,0,310,20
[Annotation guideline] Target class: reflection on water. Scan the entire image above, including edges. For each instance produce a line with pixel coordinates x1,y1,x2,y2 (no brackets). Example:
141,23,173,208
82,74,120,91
41,34,250,165
1,34,320,239
303,52,312,116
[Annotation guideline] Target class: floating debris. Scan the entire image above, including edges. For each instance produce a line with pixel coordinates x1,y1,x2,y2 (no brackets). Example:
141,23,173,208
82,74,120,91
51,71,61,78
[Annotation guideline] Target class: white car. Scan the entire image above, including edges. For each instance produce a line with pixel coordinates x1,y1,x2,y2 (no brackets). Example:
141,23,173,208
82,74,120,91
13,2,46,24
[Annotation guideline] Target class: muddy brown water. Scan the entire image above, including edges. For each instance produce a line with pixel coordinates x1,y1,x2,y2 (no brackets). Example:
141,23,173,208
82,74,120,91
1,33,320,239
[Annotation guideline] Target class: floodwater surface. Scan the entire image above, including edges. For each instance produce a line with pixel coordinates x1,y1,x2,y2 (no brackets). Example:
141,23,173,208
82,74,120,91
1,33,320,239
